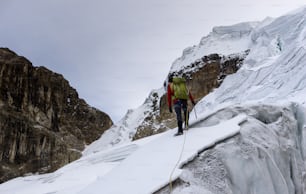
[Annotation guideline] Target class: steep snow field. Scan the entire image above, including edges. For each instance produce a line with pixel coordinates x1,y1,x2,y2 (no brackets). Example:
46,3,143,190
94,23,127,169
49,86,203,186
78,115,246,194
91,6,306,149
1,5,306,194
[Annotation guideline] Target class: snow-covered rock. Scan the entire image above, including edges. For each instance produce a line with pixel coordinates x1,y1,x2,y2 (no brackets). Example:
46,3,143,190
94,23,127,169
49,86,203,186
89,52,247,151
86,6,306,152
197,6,306,113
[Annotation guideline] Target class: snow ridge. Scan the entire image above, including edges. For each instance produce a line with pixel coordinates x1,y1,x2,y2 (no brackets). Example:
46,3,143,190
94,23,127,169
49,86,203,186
87,6,306,152
197,7,306,113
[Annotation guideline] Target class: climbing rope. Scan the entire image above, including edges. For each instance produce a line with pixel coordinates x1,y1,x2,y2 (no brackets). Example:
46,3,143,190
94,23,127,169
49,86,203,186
168,111,189,193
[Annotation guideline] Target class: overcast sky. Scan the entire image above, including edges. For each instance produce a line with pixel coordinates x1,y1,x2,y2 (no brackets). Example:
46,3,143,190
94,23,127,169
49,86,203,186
0,0,304,122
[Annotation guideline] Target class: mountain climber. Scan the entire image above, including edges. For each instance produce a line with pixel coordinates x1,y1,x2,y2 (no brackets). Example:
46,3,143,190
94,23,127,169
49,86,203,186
167,74,196,136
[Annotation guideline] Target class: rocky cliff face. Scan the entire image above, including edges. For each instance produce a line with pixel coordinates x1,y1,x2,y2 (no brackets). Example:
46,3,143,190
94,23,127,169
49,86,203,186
0,48,113,183
132,52,248,140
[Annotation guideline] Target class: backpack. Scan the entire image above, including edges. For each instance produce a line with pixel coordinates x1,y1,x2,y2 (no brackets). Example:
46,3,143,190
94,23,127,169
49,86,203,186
171,77,188,100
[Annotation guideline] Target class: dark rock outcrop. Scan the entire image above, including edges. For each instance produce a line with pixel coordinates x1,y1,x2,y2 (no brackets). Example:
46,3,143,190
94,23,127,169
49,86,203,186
0,48,113,183
133,52,248,140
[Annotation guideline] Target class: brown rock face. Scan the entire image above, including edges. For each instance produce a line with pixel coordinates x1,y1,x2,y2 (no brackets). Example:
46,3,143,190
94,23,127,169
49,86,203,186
0,48,113,183
133,52,248,140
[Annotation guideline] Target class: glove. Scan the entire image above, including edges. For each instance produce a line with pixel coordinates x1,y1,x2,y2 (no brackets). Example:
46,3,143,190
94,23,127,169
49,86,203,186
169,107,173,113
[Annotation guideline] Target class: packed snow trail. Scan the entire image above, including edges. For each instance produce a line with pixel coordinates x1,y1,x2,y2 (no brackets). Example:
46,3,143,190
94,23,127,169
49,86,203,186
78,115,247,194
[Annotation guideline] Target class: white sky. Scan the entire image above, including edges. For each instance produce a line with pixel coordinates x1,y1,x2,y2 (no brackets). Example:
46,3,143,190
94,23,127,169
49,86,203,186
0,0,304,121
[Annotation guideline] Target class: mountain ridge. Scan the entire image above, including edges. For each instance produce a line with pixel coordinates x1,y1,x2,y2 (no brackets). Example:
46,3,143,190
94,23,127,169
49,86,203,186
88,6,306,152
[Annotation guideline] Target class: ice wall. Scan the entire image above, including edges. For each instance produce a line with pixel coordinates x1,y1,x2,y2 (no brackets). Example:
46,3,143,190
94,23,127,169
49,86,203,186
157,103,306,194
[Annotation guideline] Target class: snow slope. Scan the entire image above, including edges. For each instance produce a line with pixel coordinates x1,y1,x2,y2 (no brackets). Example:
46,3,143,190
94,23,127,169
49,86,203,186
0,131,164,194
1,5,306,194
78,115,246,194
0,113,246,194
83,88,165,155
170,21,258,72
197,6,306,114
91,6,306,151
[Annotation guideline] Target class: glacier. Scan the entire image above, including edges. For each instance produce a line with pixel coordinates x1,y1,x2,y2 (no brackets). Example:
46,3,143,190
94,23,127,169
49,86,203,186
1,5,306,194
157,104,306,194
